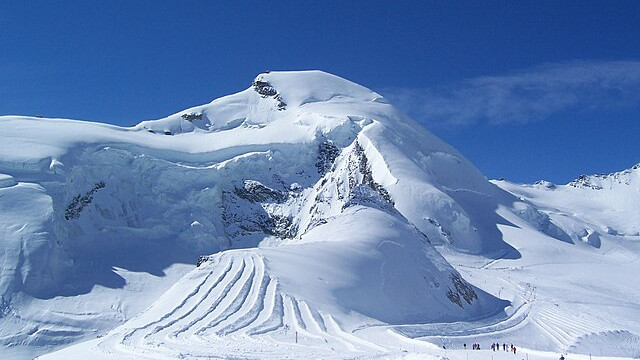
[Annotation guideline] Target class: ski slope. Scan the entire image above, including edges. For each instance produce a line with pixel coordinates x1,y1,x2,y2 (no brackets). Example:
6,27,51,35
0,71,638,359
48,250,387,360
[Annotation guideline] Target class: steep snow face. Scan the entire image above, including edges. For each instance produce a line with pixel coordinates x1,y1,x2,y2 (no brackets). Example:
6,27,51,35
276,207,500,325
0,182,57,297
495,164,640,246
0,70,512,358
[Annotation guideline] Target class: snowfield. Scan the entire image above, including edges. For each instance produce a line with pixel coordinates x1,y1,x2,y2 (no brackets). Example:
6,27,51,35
0,71,638,359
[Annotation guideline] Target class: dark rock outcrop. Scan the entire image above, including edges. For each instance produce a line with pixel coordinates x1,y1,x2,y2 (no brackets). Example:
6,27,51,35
181,112,203,122
235,180,286,203
315,140,340,175
446,273,478,308
64,181,106,220
252,79,287,110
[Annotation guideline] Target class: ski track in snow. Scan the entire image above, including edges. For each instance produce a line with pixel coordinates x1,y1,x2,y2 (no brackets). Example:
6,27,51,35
55,249,636,360
85,252,386,359
531,302,618,352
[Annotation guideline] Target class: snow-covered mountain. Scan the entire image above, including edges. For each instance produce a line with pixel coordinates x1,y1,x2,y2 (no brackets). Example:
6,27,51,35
495,165,640,246
0,71,639,360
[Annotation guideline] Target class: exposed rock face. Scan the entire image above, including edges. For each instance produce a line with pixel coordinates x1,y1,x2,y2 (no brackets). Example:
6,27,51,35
64,181,106,220
569,164,640,189
315,140,340,175
180,112,203,122
446,273,478,307
219,139,398,243
352,142,393,205
252,80,277,97
234,180,286,203
267,213,297,239
252,79,287,110
569,175,603,190
221,189,276,242
299,140,395,235
196,255,209,267
222,179,298,243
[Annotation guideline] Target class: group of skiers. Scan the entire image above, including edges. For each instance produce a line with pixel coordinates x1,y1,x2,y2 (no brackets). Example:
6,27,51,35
462,342,519,353
490,342,517,354
461,342,566,359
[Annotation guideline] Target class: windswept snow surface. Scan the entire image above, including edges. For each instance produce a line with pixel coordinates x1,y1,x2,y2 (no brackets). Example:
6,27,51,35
0,71,639,359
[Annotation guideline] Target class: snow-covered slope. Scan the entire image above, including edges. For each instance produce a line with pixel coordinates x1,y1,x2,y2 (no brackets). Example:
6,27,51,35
494,164,640,247
1,71,639,360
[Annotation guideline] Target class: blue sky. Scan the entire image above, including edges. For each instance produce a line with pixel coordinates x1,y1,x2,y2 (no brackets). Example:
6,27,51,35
1,1,639,183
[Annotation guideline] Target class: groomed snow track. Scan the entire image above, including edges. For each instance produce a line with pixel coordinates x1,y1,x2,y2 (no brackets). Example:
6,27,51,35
85,250,385,360
531,302,620,352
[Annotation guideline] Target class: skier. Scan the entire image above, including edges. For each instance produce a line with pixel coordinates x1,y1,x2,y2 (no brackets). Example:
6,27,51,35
513,346,517,354
491,343,495,351
463,343,466,350
560,356,565,360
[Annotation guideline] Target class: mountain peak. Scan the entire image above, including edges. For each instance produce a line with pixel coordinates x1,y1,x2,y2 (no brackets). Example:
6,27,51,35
133,70,389,136
251,70,384,107
568,162,640,189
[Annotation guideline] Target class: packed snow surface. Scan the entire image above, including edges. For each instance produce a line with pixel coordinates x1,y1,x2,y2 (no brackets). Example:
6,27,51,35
0,71,638,359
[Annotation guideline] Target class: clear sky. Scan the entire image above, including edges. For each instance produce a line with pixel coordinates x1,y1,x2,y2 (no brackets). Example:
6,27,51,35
1,1,639,183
